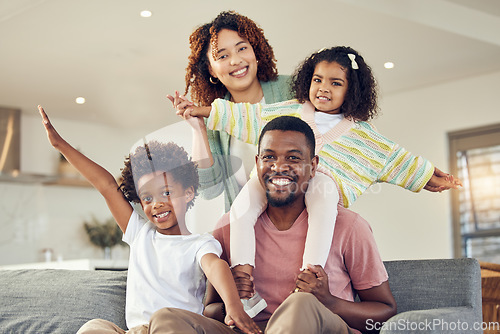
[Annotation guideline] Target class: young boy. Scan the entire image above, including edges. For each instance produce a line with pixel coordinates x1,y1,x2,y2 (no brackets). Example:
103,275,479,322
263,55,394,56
38,106,261,334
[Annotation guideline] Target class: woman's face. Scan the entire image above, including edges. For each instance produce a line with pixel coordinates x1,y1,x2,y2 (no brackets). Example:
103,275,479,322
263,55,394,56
207,29,260,97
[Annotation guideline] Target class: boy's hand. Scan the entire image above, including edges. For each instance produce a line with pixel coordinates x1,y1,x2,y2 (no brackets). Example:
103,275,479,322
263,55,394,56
38,105,65,149
424,167,463,192
224,303,262,334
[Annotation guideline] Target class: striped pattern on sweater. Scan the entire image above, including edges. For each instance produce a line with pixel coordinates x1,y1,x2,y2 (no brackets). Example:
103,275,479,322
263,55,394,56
208,99,434,207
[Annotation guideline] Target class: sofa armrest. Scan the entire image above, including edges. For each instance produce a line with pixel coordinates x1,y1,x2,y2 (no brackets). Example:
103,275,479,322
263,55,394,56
378,307,482,334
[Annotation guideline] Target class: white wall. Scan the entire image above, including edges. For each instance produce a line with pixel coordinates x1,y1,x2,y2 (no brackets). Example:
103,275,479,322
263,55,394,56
1,70,499,266
351,70,500,260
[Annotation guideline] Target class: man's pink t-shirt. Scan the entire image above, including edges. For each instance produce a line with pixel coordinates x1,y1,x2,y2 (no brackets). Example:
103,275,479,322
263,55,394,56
212,205,388,324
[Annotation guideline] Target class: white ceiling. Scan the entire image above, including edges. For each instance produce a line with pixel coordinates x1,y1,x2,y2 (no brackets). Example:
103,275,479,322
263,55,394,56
1,0,500,134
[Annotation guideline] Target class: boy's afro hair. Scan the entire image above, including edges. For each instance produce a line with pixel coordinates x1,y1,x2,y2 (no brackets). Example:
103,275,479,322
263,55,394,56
120,141,199,210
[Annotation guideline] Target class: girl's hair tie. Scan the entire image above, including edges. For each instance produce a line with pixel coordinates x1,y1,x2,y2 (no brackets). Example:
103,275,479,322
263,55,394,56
347,53,359,70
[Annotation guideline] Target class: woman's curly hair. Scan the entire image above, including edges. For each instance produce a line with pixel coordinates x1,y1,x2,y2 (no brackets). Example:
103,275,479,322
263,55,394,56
292,46,379,121
185,11,278,106
120,141,199,210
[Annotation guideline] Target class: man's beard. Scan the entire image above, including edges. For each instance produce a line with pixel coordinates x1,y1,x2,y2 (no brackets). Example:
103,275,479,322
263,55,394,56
266,189,297,207
264,172,299,207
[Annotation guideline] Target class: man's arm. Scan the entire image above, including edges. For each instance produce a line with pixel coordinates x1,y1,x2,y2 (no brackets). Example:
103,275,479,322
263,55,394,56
296,265,396,333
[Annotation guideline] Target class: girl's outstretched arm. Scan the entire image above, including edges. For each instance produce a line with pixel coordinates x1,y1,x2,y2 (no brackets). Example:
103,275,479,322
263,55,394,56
424,167,462,192
200,253,262,334
38,105,133,232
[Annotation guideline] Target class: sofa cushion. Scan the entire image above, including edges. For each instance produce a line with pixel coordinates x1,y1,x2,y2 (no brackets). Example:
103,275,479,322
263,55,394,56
0,269,127,333
383,258,481,313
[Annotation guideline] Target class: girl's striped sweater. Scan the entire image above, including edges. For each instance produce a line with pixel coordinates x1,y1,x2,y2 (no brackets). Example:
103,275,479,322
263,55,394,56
208,99,434,207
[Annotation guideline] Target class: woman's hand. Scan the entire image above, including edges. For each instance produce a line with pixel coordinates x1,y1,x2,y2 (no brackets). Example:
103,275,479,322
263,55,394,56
167,91,211,119
167,90,194,116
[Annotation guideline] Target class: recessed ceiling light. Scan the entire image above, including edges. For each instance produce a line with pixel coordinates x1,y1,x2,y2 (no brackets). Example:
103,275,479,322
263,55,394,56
75,97,85,104
140,10,152,18
384,62,395,69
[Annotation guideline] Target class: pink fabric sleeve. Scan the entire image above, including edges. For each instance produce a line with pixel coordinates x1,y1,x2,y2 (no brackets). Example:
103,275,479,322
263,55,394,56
341,208,388,291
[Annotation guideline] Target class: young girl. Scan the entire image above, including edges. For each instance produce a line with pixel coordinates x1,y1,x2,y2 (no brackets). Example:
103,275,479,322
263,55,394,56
38,106,261,334
172,46,461,313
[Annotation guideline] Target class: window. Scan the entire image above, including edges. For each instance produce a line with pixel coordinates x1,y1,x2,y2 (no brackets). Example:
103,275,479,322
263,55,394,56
449,123,500,261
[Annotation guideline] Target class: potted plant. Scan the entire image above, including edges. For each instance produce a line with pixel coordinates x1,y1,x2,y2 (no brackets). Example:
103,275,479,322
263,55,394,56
83,216,125,259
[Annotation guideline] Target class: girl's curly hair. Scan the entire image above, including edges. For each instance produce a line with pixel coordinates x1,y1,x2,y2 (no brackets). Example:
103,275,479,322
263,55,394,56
185,11,278,106
120,141,199,210
292,46,379,121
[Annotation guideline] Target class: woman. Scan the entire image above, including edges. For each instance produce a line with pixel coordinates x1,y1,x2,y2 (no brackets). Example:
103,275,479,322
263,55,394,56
170,11,292,211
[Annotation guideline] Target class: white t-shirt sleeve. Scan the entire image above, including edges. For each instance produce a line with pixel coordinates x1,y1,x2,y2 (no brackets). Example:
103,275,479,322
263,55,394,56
195,234,223,266
123,209,147,245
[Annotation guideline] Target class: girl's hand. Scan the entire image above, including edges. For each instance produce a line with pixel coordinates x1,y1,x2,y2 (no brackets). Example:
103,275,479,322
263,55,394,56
424,167,462,192
38,105,65,149
224,303,262,334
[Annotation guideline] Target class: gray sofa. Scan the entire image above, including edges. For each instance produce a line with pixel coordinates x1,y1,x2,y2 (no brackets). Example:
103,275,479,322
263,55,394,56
0,258,482,333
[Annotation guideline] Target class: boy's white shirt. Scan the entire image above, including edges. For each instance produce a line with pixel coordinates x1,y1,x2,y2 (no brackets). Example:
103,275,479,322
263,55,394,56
122,210,222,329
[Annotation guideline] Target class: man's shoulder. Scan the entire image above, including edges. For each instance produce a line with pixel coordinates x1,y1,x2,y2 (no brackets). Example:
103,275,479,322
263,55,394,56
334,205,373,235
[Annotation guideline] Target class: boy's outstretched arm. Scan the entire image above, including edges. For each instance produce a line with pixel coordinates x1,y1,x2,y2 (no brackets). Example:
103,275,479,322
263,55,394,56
200,253,262,334
38,105,132,232
424,167,463,192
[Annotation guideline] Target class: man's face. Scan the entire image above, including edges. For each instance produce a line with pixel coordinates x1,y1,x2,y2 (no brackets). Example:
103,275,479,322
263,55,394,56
256,130,317,207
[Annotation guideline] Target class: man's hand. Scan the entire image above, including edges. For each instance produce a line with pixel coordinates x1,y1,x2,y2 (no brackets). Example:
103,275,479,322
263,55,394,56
295,264,336,307
231,269,254,299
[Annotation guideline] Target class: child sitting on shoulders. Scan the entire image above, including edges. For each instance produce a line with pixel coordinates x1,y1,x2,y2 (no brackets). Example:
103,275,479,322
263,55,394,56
38,106,261,334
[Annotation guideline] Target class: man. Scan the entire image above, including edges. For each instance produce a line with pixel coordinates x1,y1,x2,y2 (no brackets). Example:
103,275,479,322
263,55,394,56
158,116,396,333
206,116,396,333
